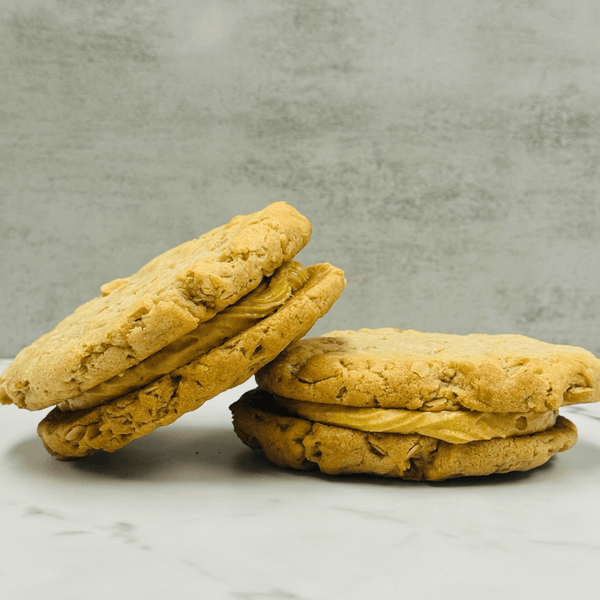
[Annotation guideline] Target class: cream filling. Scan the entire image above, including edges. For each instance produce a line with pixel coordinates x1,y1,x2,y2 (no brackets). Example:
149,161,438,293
58,261,309,411
273,395,558,444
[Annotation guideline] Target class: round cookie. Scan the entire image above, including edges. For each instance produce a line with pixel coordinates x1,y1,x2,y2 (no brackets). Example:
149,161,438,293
39,263,346,459
256,328,600,413
230,388,578,481
1,202,312,411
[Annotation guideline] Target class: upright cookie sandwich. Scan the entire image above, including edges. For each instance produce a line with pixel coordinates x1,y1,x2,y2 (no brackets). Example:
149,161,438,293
231,328,600,480
0,202,346,459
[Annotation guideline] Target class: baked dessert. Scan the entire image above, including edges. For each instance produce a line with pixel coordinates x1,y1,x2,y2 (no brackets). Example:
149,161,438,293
231,329,600,480
1,203,346,458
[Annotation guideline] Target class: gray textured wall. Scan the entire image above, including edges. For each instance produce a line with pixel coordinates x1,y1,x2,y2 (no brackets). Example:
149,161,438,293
2,0,600,357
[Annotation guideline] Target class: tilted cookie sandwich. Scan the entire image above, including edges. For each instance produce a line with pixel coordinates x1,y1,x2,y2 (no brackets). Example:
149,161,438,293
231,328,600,480
0,202,346,459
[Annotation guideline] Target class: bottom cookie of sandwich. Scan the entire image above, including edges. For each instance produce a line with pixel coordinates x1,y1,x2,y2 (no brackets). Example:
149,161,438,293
230,388,578,481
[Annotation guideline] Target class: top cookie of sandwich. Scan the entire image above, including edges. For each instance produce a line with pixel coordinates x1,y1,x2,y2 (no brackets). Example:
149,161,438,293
256,328,600,412
1,202,311,411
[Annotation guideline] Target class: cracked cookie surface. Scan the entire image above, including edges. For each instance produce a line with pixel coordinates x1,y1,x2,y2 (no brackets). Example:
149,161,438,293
256,328,600,413
1,202,311,411
38,263,346,459
230,388,578,481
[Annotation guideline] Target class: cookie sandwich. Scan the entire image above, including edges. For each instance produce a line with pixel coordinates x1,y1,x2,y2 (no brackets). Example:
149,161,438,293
0,202,346,459
231,328,600,480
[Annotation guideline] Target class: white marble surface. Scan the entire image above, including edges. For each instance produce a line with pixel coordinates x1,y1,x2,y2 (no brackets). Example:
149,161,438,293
1,358,600,600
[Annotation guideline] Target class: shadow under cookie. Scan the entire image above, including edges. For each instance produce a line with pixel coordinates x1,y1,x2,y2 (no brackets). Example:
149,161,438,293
9,426,244,483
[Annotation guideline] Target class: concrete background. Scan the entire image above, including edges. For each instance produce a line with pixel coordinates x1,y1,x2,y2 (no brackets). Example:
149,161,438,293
1,0,599,357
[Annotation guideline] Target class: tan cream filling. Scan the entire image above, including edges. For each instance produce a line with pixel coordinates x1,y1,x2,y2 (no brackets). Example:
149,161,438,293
273,396,558,444
58,261,309,411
